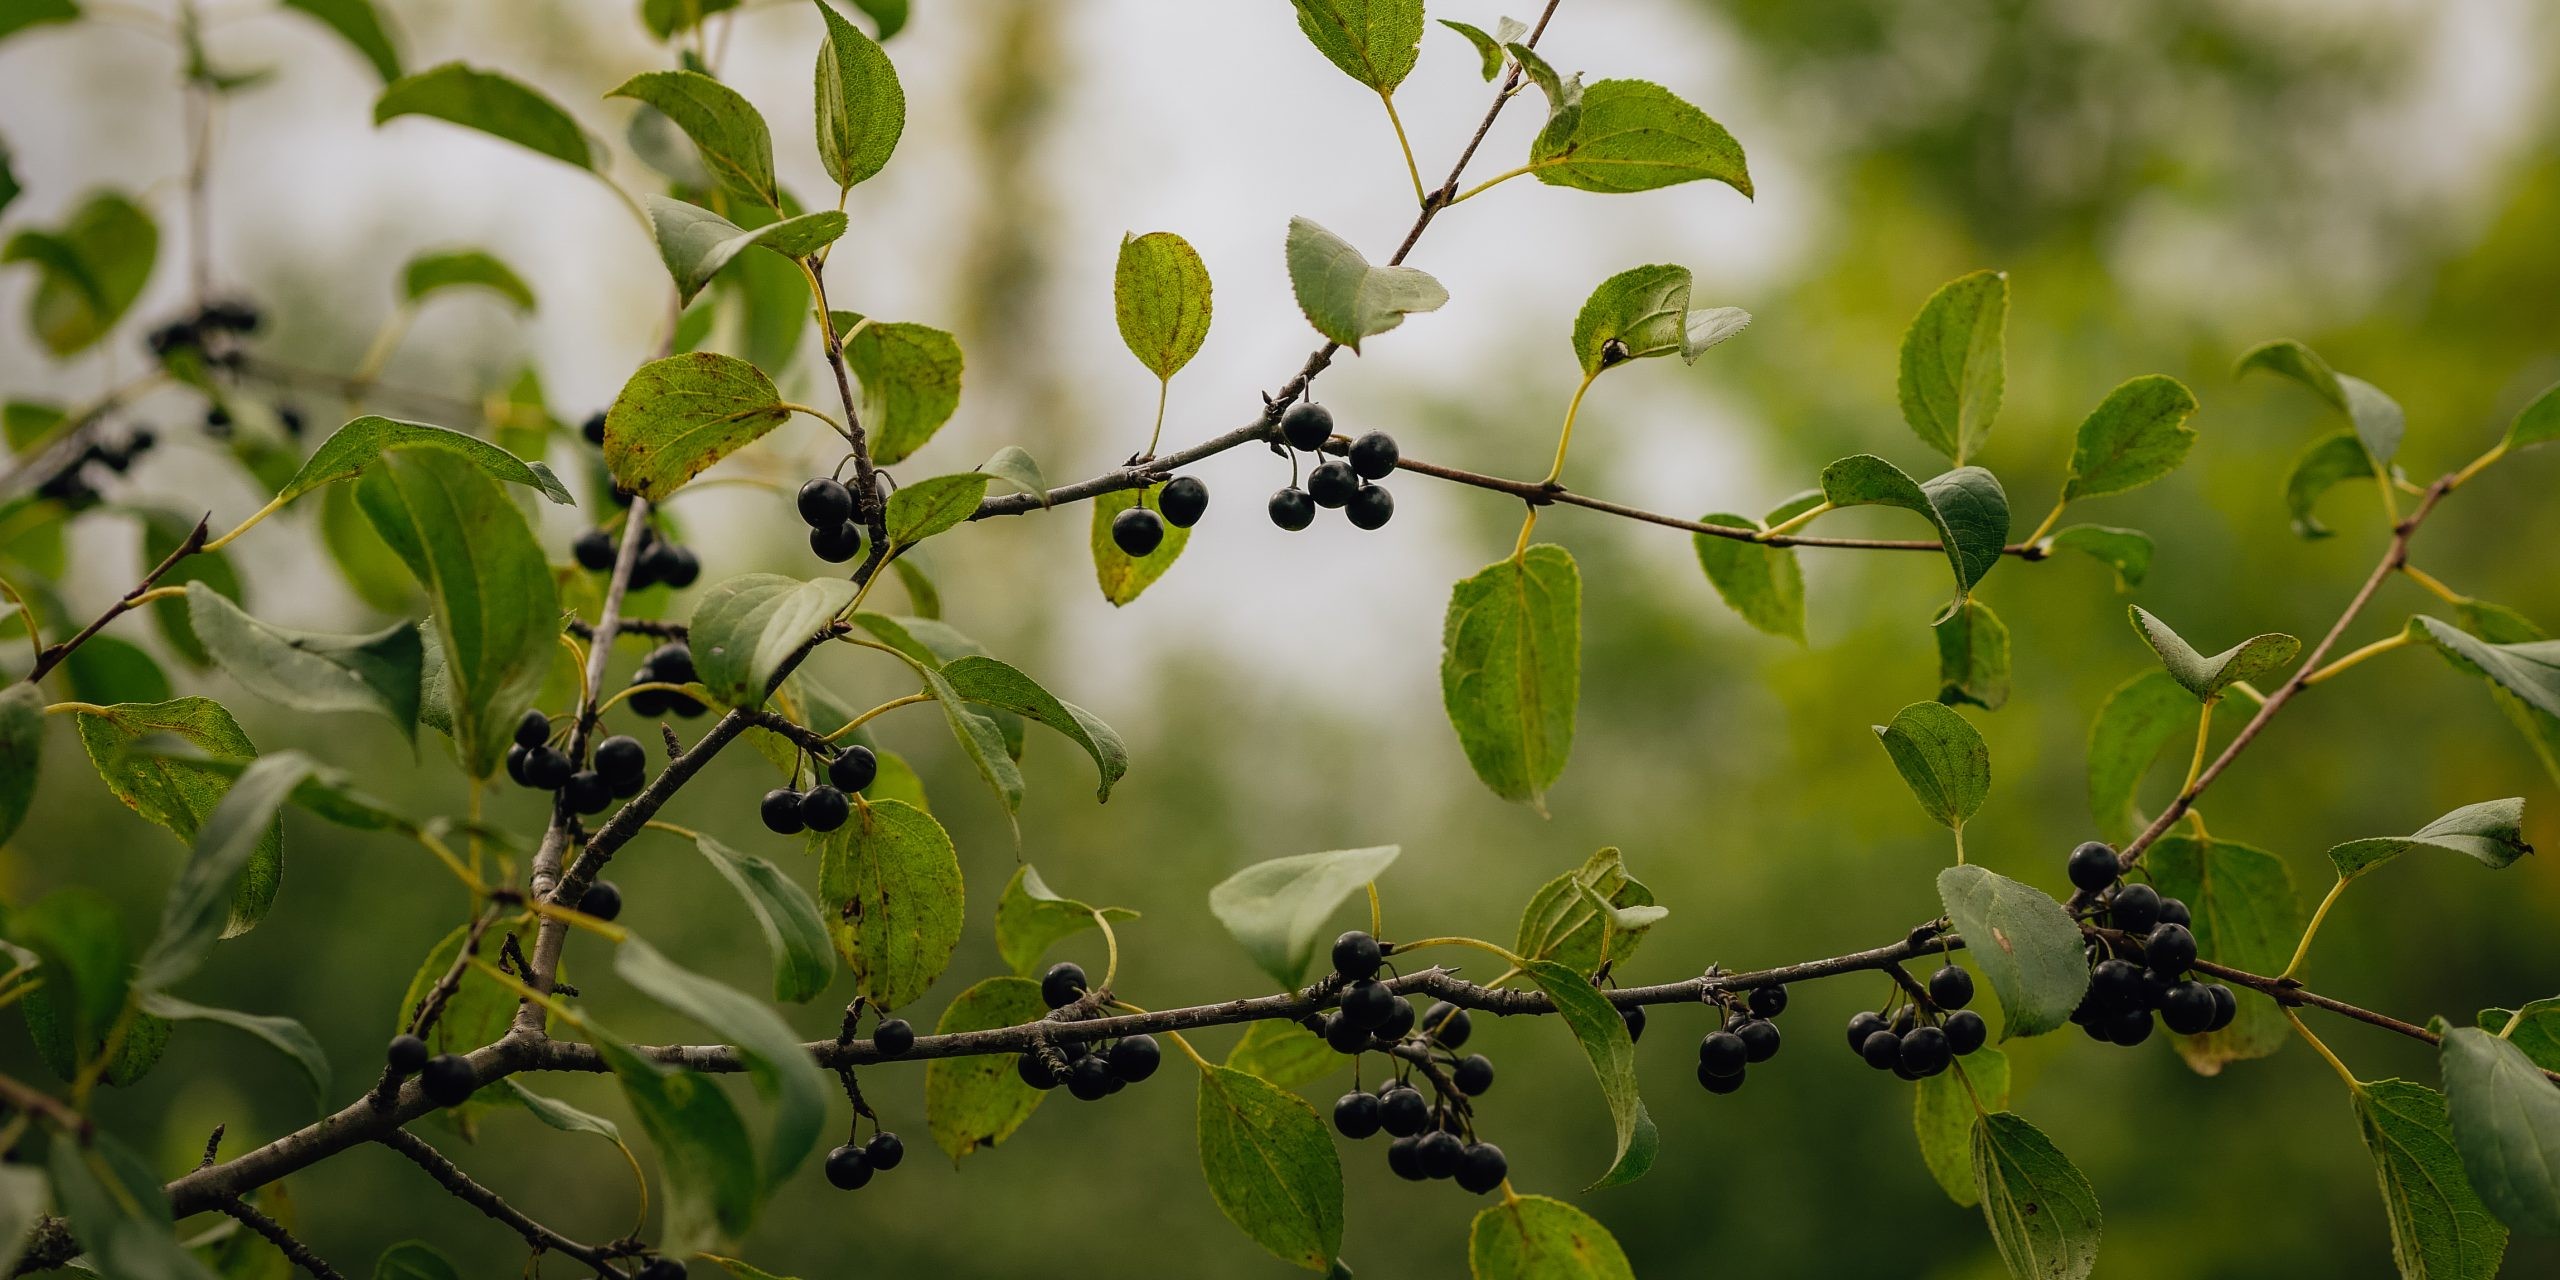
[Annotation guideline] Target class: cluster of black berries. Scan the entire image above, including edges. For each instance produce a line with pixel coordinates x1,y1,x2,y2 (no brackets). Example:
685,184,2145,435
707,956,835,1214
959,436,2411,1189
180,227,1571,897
386,1032,479,1109
504,710,654,815
572,521,700,590
1108,475,1207,557
823,1129,907,1192
2064,841,2237,1043
145,299,260,368
1314,933,1507,1194
1267,403,1397,532
1340,1078,1509,1194
1845,966,1989,1080
760,744,875,835
624,643,707,719
1694,983,1789,1094
796,476,869,564
31,425,157,511
1013,963,1163,1100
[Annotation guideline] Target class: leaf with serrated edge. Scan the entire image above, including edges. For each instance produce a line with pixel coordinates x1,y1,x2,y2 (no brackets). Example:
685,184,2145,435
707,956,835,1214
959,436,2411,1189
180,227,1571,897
1692,514,1804,641
277,415,571,507
1284,216,1446,352
1114,231,1212,381
1872,701,1989,830
2237,338,2404,465
2413,615,2560,721
1287,0,1422,93
645,197,845,306
835,314,963,466
1468,1194,1636,1279
1195,1063,1344,1271
1442,545,1581,810
926,976,1049,1160
1972,1111,2103,1280
1527,79,1752,197
687,574,857,711
1898,270,2007,464
2128,606,2299,702
608,70,775,206
186,583,422,740
812,1,905,190
884,473,992,546
1515,847,1656,974
74,698,281,937
815,798,964,1011
1819,455,2009,598
1915,1045,2008,1206
602,353,790,501
1936,865,2087,1040
2064,375,2200,500
2354,1078,2509,1280
1933,599,2010,711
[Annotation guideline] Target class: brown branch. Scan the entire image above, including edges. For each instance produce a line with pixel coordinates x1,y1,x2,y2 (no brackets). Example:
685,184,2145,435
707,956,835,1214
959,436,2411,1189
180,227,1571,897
374,1128,630,1277
214,1197,348,1280
21,513,209,684
2190,957,2560,1085
567,616,688,642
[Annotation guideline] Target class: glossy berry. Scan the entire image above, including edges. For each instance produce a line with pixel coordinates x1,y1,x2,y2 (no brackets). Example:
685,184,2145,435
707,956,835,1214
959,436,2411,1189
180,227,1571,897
1422,1002,1472,1048
577,880,623,922
1068,1055,1116,1101
1890,1005,1918,1036
1375,996,1416,1040
2091,958,2146,1009
1860,1029,1902,1070
1699,1031,1748,1078
873,1018,915,1057
829,745,878,793
636,1261,687,1280
1452,1053,1495,1096
2204,984,2237,1031
824,1144,873,1190
1415,1130,1465,1180
2110,882,2163,934
1929,964,1975,1011
1345,483,1393,530
1900,1025,1951,1076
799,785,850,833
386,1034,429,1076
1268,487,1316,531
2160,981,2217,1035
582,412,607,446
2158,897,2193,928
420,1054,477,1107
1697,1062,1745,1094
1735,1017,1781,1063
572,528,617,572
646,542,699,589
1340,980,1394,1030
1041,962,1088,1010
1109,1034,1161,1082
1334,1092,1381,1139
505,744,532,786
563,770,610,815
1347,431,1399,480
759,788,804,834
2107,1008,2156,1045
1323,1011,1373,1055
864,1130,904,1170
1621,1005,1647,1043
524,746,572,791
594,735,646,786
798,477,855,528
1386,1134,1427,1181
1158,476,1209,528
1379,1086,1429,1137
1332,931,1383,980
1307,461,1358,509
1112,506,1165,557
1279,401,1334,451
810,520,864,563
515,709,552,749
1016,1053,1061,1090
2067,840,2121,891
1747,983,1789,1019
2145,922,2198,977
1456,1142,1508,1194
1846,1010,1889,1053
1944,1009,1988,1055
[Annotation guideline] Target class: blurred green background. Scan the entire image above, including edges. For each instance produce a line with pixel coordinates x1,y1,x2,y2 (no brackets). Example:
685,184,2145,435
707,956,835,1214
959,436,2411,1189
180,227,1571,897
4,0,2559,1276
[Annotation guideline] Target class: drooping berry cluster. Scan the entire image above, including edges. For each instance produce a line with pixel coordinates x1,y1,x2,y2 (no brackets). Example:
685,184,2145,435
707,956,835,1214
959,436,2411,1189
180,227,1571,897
385,1033,479,1109
2064,841,2238,1043
145,299,261,369
1109,474,1208,556
504,710,654,816
572,519,700,590
1844,965,1990,1080
1012,962,1163,1101
795,475,878,564
1695,982,1789,1095
822,1129,908,1192
1267,403,1397,531
759,743,875,835
1311,933,1508,1194
623,643,707,719
31,424,158,510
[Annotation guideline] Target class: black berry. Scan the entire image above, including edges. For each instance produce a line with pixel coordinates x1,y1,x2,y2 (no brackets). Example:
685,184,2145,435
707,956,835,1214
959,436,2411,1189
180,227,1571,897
2106,1008,2156,1045
799,785,850,833
524,746,572,791
1157,476,1209,528
1332,931,1383,980
647,542,699,589
1334,1092,1381,1139
419,1054,477,1107
1735,1017,1781,1063
1113,506,1165,557
1307,461,1358,509
1323,1011,1372,1055
563,770,610,815
1379,1086,1429,1137
873,1018,915,1057
1340,980,1395,1030
1860,1029,1902,1070
1041,963,1088,1010
1846,1010,1889,1053
1747,983,1789,1019
760,788,805,834
1016,1053,1061,1090
1109,1034,1160,1082
2110,882,2163,934
1621,1005,1647,1043
1345,483,1393,530
811,520,864,563
1944,1009,1988,1055
572,528,617,571
578,880,623,922
1415,1130,1465,1180
1422,1002,1471,1048
824,1143,873,1190
1455,1142,1507,1194
864,1130,904,1170
1279,401,1333,451
829,745,878,793
1452,1053,1495,1096
1697,1062,1745,1093
1899,1025,1951,1076
386,1034,429,1076
2067,840,2120,892
2160,981,2216,1035
798,477,855,528
2145,922,2198,977
1928,965,1975,1011
1067,1055,1115,1100
594,735,646,787
1268,487,1316,531
505,744,532,786
582,412,607,446
2158,897,2193,928
1375,996,1415,1041
1347,432,1399,480
2091,958,2146,1010
1699,1031,1747,1078
636,1261,686,1280
1386,1134,1427,1181
514,709,552,749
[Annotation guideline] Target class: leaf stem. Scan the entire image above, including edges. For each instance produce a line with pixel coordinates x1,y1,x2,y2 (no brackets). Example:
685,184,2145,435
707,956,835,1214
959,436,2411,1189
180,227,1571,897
1447,165,1533,206
1757,501,1834,541
2302,631,2413,686
1366,881,1383,938
779,401,851,439
1380,91,1428,206
2398,563,2466,606
1539,370,1601,488
2282,876,2350,981
2180,698,2216,794
591,680,700,717
1144,379,1169,458
2285,1008,2362,1092
1094,909,1121,990
821,692,935,743
2448,440,2509,491
2022,495,2068,547
200,493,289,552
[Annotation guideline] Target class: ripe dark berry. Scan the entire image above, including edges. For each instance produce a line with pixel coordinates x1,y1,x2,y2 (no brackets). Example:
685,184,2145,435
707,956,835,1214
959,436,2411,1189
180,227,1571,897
505,743,532,786
1944,1009,1988,1055
1375,996,1416,1041
1620,1005,1646,1043
1109,1034,1160,1082
798,477,854,528
799,785,850,833
759,788,805,834
1331,931,1383,980
1421,1002,1471,1048
2106,1008,2156,1045
1699,1031,1748,1078
1279,401,1333,451
864,1131,904,1171
636,1261,686,1280
1323,1011,1372,1055
1157,476,1209,528
1860,1029,1902,1070
873,1018,915,1057
594,735,646,787
577,880,623,922
824,1144,872,1190
1344,483,1394,530
1016,1053,1061,1090
2145,922,2198,977
563,769,610,814
1452,1054,1495,1096
1735,1017,1781,1063
1747,983,1789,1019
582,412,607,446
2067,840,2121,892
515,709,552,749
1041,962,1088,1010
572,528,617,571
2158,897,2193,928
648,542,699,589
1268,487,1316,531
1307,461,1358,509
645,644,696,685
1112,506,1165,557
1456,1142,1508,1194
1846,1010,1889,1053
524,746,572,791
1890,1005,1918,1036
1340,980,1394,1030
1415,1130,1465,1180
1333,1092,1381,1139
419,1054,477,1107
810,520,864,563
1379,1087,1429,1137
2205,984,2237,1031
1900,1025,1951,1076
1697,1062,1745,1093
2091,958,2146,1010
2110,882,2163,934
829,745,878,793
1386,1134,1427,1181
1346,431,1399,480
386,1034,429,1075
1067,1054,1115,1100
2160,981,2217,1035
1928,965,1975,1011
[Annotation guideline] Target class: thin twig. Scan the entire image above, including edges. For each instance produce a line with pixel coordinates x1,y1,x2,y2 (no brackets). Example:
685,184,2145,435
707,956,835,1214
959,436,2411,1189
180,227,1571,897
374,1128,629,1276
214,1198,349,1280
21,514,209,684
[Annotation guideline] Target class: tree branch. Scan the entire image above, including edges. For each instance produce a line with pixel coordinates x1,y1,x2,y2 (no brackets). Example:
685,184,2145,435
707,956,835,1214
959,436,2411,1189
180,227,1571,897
213,1197,348,1280
374,1128,631,1277
20,513,209,684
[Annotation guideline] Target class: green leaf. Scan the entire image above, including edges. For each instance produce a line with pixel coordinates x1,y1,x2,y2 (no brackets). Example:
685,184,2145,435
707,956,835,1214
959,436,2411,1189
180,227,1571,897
2085,668,2195,843
186,583,422,740
609,70,775,207
994,865,1136,977
1284,216,1447,352
814,798,964,1012
1915,1045,2009,1206
2440,1027,2560,1236
977,445,1046,506
2127,606,2299,702
3,191,158,356
374,63,593,169
2326,798,2531,881
1207,845,1400,990
1467,1194,1636,1279
2236,337,2405,465
601,352,791,501
640,0,741,38
1873,701,1989,830
2355,1078,2510,1280
2046,524,2152,591
278,414,571,509
1508,43,1582,154
2505,380,2560,452
2481,1002,2560,1073
1287,0,1421,93
597,1033,761,1254
1897,270,2007,464
2144,836,2302,1074
356,450,558,778
49,1133,217,1280
137,506,234,668
1936,865,2087,1040
1569,263,1749,377
689,831,836,1004
687,573,856,710
2412,615,2560,720
837,315,963,466
2281,430,2377,540
10,887,132,1069
871,641,1023,822
1514,847,1656,973
372,1241,461,1280
700,1258,798,1280
1441,544,1580,810
401,249,532,311
1090,484,1190,606
850,0,907,38
1195,1063,1345,1271
138,992,329,1105
74,698,281,936
138,753,314,990
925,975,1049,1160
1691,513,1804,642
645,197,845,307
1933,599,2011,711
941,655,1127,801
2062,375,2201,500
1438,17,1523,81
1527,78,1752,198
0,683,39,847
1114,231,1213,381
614,938,829,1188
1971,1111,2103,1280
812,0,905,190
884,472,993,546
281,0,401,81
1520,958,1657,1189
1225,1018,1341,1092
0,1,78,44
1819,456,2010,598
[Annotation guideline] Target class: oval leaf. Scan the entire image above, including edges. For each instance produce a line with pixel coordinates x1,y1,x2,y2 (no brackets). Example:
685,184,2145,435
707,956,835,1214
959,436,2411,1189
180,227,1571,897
813,0,905,190
1441,544,1581,810
73,698,280,937
278,415,571,510
401,249,533,312
1196,1063,1344,1271
2355,1078,2510,1280
941,654,1127,802
1972,1111,2103,1280
815,798,964,1012
2326,798,2531,882
1287,0,1422,93
1115,231,1213,381
602,352,791,501
646,197,846,306
993,865,1137,977
884,472,993,546
137,752,315,991
1898,270,2007,465
1090,484,1190,606
1468,1194,1635,1279
2144,836,2302,1073
2062,374,2200,501
837,314,963,466
1285,216,1447,352
1933,598,2011,710
1915,1045,2009,1206
2440,1027,2560,1236
1207,845,1400,990
609,70,776,207
2128,606,2299,702
1528,79,1752,197
688,573,858,710
1936,865,2087,1040
925,975,1050,1160
187,583,422,739
1692,513,1804,641
375,63,593,169
1873,701,1989,830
